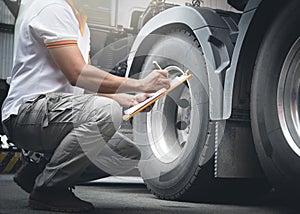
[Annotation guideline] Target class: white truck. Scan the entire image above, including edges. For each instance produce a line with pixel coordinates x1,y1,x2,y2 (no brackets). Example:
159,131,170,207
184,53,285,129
3,0,300,201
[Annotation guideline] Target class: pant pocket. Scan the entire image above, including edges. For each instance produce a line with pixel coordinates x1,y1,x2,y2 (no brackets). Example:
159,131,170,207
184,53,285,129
17,95,47,126
11,96,48,151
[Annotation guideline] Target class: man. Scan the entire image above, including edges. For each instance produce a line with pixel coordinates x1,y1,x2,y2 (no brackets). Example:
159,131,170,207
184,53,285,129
2,0,170,212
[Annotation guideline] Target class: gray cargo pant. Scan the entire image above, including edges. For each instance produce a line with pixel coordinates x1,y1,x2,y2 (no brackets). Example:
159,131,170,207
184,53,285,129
3,93,140,189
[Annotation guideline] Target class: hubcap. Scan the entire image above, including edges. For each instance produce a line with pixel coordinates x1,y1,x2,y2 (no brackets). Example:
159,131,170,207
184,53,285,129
147,66,192,163
278,37,300,156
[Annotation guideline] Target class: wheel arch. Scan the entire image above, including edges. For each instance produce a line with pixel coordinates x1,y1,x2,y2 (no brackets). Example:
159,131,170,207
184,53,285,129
126,6,234,120
224,0,294,119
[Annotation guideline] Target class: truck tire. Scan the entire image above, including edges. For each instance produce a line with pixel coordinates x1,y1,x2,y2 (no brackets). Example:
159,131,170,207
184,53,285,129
133,29,216,201
251,0,300,194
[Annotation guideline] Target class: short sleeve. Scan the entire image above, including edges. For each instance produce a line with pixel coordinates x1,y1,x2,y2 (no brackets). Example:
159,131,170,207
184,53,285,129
29,3,78,48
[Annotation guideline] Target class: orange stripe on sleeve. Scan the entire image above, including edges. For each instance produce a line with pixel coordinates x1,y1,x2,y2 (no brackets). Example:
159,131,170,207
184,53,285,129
45,40,77,49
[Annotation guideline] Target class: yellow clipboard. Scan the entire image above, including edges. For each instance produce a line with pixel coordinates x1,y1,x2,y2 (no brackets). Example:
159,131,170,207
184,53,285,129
123,73,193,121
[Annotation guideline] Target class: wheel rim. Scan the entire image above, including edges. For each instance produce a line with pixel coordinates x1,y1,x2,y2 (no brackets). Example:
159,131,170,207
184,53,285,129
147,66,192,163
277,37,300,156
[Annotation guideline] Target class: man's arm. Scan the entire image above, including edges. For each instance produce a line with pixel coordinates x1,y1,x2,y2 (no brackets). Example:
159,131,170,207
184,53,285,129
99,93,152,109
49,46,170,94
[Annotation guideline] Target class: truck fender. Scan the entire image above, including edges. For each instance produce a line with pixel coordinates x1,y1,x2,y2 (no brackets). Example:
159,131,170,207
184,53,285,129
223,0,262,119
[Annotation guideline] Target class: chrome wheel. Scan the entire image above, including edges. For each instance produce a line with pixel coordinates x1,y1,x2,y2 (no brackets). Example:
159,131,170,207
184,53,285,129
278,37,300,156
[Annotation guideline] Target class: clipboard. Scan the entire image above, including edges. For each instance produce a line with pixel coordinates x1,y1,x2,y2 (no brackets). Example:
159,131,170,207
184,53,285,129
123,72,193,121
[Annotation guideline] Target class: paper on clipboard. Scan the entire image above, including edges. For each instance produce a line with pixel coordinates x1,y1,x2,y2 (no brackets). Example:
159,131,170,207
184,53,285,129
123,72,192,121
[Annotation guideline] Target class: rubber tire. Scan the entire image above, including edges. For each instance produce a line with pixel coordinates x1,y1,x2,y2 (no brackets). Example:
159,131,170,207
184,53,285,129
133,29,217,201
251,0,300,194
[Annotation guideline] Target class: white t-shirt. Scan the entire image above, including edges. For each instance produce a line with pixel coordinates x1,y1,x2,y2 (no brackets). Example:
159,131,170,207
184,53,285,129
2,0,90,121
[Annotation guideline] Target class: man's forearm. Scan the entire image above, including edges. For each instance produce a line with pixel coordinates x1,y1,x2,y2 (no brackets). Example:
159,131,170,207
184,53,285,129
77,64,143,94
49,46,169,94
49,47,143,93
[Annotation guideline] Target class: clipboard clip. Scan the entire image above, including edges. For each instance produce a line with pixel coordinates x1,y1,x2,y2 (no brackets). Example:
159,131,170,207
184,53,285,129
154,61,190,76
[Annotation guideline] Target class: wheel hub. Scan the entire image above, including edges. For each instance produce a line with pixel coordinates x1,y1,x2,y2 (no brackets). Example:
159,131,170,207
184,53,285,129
147,66,192,163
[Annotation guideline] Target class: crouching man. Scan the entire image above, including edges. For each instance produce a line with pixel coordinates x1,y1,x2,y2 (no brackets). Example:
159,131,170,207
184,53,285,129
2,0,170,212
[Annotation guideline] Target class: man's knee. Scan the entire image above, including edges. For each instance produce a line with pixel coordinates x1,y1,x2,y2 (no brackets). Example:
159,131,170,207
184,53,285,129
86,96,122,135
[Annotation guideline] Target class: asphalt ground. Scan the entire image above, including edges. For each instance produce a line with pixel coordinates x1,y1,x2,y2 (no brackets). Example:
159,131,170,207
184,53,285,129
0,174,299,214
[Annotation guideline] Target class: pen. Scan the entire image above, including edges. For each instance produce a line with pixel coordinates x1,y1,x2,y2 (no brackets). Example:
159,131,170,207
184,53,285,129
184,69,190,76
153,61,162,70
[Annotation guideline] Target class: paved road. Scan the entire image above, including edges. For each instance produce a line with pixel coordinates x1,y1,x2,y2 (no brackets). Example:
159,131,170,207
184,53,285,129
0,174,298,214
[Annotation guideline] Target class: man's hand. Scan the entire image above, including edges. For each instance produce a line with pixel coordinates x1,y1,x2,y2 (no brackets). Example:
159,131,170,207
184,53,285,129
140,70,171,93
104,93,153,112
131,93,154,112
